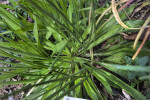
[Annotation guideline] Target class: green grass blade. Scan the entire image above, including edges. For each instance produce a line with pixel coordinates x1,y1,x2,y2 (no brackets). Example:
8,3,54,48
33,15,39,45
26,0,83,47
99,62,150,72
87,24,121,50
0,79,38,85
93,70,113,94
56,71,94,100
74,64,82,97
0,67,30,69
46,0,81,38
0,76,76,99
95,69,147,100
0,46,47,59
0,6,21,30
140,75,150,80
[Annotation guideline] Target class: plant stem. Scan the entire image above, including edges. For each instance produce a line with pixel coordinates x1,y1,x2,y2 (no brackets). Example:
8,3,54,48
132,26,150,60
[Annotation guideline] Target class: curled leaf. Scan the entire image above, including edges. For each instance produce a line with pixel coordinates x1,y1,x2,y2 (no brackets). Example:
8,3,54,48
112,0,141,29
112,0,129,29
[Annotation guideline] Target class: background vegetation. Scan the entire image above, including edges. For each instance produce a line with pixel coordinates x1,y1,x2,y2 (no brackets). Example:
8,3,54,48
0,0,150,100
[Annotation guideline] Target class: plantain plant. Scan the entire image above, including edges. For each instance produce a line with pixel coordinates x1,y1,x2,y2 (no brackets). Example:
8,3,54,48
0,0,149,100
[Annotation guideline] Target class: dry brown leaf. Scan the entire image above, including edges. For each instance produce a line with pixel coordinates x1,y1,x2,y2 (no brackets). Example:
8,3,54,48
133,16,150,49
118,0,134,12
112,0,141,29
112,0,129,29
132,26,150,60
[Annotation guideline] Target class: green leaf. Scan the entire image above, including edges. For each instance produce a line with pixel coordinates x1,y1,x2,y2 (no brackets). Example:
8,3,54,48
102,52,126,64
99,62,150,72
0,4,15,10
0,6,21,30
83,80,99,100
0,69,24,82
146,90,150,99
136,56,149,66
78,7,91,11
0,79,38,85
67,1,73,23
33,15,39,44
0,46,47,59
95,69,146,100
140,75,150,80
74,64,82,98
125,56,134,64
87,25,122,50
55,69,94,100
93,70,113,94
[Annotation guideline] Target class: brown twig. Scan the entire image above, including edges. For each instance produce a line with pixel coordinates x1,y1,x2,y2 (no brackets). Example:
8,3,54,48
118,0,134,12
117,0,132,20
132,26,150,60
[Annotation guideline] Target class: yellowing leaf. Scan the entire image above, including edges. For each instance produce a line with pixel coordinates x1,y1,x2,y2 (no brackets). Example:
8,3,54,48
112,0,129,29
112,0,141,30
